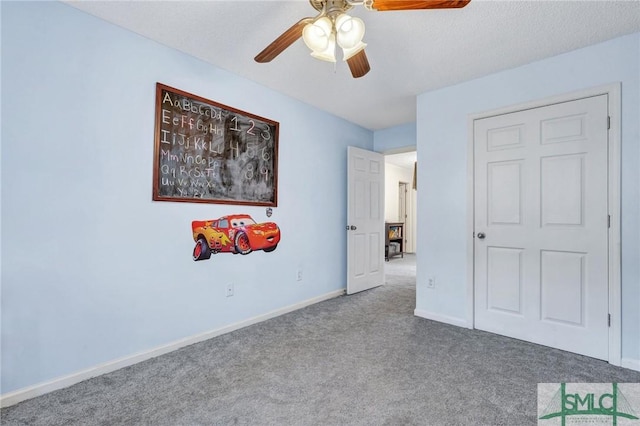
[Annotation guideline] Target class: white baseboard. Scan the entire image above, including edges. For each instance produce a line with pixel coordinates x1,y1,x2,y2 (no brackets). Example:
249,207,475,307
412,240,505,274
414,309,469,328
0,289,345,408
621,358,640,372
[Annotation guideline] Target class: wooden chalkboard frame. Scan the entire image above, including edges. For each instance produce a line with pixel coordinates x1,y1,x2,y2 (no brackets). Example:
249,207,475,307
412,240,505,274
153,83,279,206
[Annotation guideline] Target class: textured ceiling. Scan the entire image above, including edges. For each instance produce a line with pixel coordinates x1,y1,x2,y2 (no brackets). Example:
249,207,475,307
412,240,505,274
65,0,640,130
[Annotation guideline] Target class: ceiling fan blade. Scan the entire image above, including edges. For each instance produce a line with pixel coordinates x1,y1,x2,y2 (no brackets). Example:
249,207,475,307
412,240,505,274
369,0,470,11
255,18,314,63
347,49,370,78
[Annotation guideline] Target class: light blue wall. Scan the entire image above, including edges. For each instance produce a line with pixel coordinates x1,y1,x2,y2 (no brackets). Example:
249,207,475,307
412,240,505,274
416,33,640,362
0,1,373,393
373,123,416,153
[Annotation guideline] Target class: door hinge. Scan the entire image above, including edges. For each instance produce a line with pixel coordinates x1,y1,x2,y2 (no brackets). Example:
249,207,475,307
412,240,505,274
608,313,611,327
607,116,611,130
608,215,611,228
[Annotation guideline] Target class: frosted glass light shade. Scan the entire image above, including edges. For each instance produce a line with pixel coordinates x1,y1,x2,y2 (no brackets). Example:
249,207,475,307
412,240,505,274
302,17,333,52
310,33,337,62
335,14,365,49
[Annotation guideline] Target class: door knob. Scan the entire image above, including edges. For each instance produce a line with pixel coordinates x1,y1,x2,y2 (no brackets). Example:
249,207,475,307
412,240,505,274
350,225,357,230
477,232,486,239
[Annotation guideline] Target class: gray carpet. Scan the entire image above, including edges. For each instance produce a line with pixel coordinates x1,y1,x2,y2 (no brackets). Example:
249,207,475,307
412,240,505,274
2,254,639,425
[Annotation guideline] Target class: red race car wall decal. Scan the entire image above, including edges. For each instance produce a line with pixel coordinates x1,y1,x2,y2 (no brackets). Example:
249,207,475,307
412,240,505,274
192,214,280,261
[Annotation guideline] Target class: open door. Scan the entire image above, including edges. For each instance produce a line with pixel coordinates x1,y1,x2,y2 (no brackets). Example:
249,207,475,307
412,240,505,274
347,146,385,294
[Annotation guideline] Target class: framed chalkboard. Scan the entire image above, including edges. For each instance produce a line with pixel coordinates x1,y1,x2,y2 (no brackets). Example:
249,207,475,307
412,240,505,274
153,83,279,206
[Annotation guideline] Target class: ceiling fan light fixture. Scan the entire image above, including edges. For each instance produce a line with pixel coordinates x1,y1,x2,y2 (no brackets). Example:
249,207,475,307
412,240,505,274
310,32,337,62
302,16,333,52
255,0,471,78
335,14,366,49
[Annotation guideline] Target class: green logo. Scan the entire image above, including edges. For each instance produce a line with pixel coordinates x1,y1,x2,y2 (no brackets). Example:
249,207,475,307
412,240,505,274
539,383,639,425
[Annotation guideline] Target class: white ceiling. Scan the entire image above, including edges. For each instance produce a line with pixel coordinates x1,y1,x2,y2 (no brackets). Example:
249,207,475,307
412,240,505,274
65,0,640,131
386,151,417,169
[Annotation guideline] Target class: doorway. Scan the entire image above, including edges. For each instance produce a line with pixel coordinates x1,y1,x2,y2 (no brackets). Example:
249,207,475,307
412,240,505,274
384,151,417,289
384,151,417,254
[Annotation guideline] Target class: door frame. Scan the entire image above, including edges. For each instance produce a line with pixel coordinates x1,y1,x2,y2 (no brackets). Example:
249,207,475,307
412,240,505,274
465,83,622,365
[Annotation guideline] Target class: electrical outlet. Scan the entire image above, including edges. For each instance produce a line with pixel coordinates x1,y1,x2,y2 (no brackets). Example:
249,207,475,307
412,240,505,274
226,283,234,297
296,269,303,282
427,276,436,289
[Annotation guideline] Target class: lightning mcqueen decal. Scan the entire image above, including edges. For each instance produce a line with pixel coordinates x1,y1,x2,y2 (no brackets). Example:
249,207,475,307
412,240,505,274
192,214,280,261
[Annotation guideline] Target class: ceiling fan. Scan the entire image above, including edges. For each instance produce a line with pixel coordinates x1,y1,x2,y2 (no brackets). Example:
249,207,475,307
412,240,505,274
255,0,471,78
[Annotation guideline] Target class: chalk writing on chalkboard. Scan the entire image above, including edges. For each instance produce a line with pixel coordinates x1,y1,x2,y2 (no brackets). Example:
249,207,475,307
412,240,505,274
153,83,279,206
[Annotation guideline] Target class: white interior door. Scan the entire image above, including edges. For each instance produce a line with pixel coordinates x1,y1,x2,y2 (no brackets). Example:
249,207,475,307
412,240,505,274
473,95,609,360
347,146,384,295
